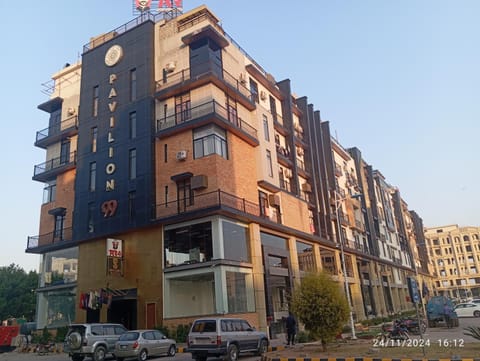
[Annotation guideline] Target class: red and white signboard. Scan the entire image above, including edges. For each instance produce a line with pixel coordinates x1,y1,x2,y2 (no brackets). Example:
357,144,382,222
107,238,123,258
135,0,183,13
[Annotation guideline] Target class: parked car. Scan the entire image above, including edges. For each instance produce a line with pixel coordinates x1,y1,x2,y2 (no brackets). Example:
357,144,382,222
63,323,127,361
114,329,176,361
187,317,269,361
454,302,480,317
426,295,459,327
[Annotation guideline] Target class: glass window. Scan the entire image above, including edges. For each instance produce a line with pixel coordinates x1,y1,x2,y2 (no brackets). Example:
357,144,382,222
223,221,250,262
88,203,95,233
43,181,56,204
260,232,287,249
266,150,273,177
226,272,248,313
91,127,97,153
129,112,137,139
130,68,137,101
249,78,259,103
263,114,270,141
41,248,78,287
89,162,96,192
164,222,213,267
164,272,216,317
129,149,137,180
193,124,227,159
175,93,191,123
296,241,315,272
93,85,99,117
128,191,136,222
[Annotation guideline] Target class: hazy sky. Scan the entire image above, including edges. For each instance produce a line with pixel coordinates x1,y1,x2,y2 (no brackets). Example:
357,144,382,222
1,0,478,271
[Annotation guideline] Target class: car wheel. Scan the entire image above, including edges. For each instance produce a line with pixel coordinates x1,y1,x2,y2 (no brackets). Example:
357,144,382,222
138,348,148,361
168,344,176,356
256,339,268,355
226,344,239,361
68,332,82,350
474,311,480,317
93,345,107,361
71,355,85,361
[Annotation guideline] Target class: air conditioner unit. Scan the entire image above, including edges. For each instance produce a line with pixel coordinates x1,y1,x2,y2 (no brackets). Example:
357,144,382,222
165,61,176,73
260,91,267,100
67,107,76,116
268,194,280,206
176,150,187,161
239,73,246,84
301,183,312,192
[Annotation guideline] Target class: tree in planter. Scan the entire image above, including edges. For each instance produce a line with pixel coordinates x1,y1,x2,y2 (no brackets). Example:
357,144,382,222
290,272,349,351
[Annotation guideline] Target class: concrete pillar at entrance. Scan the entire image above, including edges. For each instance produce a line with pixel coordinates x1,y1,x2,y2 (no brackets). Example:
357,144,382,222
287,237,301,286
249,224,267,333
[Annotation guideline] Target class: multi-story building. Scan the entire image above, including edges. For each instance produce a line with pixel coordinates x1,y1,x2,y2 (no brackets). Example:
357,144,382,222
27,5,428,334
425,225,480,299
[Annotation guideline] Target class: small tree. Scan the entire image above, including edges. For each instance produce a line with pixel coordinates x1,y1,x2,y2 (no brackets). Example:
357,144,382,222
290,272,349,351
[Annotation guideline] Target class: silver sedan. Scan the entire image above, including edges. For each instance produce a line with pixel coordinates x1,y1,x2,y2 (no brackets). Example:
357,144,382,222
114,329,176,361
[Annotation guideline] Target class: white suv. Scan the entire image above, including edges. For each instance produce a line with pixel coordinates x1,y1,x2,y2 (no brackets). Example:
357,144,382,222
64,323,127,361
187,318,269,361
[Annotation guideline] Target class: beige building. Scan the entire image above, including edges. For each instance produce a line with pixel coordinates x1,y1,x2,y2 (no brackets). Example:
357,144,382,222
425,225,480,299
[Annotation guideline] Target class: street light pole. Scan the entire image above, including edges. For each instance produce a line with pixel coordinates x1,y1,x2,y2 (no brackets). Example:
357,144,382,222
334,190,357,340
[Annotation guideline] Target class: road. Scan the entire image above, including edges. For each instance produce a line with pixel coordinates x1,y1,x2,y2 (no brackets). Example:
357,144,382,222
0,317,478,361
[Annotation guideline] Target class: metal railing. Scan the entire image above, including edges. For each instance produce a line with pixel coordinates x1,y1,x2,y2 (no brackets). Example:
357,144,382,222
154,189,260,220
156,67,253,101
35,115,78,143
156,99,257,139
33,151,77,177
27,227,73,251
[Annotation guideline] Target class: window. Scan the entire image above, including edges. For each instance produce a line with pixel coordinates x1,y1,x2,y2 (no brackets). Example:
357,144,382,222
93,85,99,117
226,272,249,313
60,140,71,164
164,144,168,162
269,95,277,121
249,78,259,103
130,68,137,101
266,150,273,177
193,125,227,159
164,222,213,267
259,191,268,217
128,191,136,222
129,112,137,139
88,203,95,233
43,182,56,204
91,127,98,152
223,220,251,262
263,114,270,141
89,162,96,192
296,241,315,272
129,149,137,180
177,178,193,212
226,97,238,126
260,231,287,249
189,38,222,79
175,93,191,123
54,215,65,240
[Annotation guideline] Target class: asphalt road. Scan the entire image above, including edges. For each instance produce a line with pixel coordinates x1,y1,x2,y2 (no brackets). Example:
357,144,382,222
0,317,478,361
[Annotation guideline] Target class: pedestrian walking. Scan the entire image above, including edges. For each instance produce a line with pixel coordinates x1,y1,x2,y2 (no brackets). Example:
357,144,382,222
285,312,296,346
443,302,453,328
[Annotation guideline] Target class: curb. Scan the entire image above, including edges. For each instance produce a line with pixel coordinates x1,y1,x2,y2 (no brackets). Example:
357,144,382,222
176,345,285,353
262,358,480,361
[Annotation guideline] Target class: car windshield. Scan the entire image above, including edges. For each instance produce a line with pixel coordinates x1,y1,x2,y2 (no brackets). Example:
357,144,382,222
119,332,140,341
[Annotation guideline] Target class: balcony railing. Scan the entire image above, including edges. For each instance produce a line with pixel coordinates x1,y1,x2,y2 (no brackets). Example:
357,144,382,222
35,115,78,148
33,151,77,182
26,227,73,253
154,189,260,220
156,99,257,139
156,67,253,103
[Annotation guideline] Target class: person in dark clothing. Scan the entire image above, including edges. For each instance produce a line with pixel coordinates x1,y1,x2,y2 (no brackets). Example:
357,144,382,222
443,303,453,328
285,312,296,346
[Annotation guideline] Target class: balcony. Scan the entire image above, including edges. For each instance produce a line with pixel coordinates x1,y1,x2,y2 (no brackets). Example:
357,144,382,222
153,189,261,220
26,227,73,254
32,151,77,182
155,67,255,111
35,115,78,149
156,100,258,146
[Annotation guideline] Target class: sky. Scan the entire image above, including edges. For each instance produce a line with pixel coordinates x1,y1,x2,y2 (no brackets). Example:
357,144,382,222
0,0,478,271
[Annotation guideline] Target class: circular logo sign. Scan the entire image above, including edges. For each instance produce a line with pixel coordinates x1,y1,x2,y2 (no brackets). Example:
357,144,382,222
105,45,123,67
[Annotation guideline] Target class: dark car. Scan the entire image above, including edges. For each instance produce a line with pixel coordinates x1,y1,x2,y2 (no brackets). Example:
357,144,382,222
114,329,176,361
187,318,268,361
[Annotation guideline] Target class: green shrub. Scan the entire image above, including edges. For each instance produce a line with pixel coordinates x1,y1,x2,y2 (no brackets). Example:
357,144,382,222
55,326,68,342
296,330,313,343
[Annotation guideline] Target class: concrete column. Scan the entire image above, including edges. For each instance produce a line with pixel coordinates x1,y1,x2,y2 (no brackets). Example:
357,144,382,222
287,237,301,286
249,223,267,333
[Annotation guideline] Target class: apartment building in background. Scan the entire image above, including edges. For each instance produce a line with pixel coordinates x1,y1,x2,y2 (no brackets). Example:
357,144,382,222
27,5,434,334
425,225,480,299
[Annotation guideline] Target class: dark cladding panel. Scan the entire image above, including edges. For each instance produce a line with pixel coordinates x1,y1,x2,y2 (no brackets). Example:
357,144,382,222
73,21,155,242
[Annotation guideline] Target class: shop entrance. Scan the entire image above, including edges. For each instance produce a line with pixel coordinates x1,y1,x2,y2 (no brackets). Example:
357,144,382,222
106,288,137,330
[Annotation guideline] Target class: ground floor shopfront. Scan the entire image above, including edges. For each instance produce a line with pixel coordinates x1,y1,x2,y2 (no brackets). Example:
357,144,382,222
36,215,418,336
